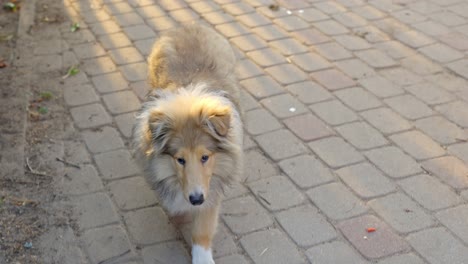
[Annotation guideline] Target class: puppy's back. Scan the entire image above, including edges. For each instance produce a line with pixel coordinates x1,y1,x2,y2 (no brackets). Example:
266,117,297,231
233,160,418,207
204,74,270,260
148,25,237,94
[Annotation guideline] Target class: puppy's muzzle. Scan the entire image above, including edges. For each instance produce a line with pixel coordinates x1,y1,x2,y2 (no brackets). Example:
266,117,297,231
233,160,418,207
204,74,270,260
189,192,204,205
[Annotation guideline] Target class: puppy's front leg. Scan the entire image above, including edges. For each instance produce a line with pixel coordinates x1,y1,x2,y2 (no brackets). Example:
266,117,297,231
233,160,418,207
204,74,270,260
191,204,219,264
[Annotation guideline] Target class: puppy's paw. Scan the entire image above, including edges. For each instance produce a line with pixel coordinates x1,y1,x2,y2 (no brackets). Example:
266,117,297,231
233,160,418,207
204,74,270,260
192,245,215,264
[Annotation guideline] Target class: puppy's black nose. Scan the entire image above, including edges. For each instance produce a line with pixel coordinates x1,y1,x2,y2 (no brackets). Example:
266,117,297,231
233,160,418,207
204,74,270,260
189,193,204,205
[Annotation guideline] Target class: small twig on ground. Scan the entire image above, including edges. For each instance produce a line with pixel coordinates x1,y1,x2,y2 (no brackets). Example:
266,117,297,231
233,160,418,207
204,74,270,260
8,195,39,206
26,157,48,177
260,247,269,256
56,157,80,169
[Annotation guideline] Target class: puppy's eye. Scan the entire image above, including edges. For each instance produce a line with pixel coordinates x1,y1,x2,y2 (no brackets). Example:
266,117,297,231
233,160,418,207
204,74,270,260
176,158,186,165
201,155,209,163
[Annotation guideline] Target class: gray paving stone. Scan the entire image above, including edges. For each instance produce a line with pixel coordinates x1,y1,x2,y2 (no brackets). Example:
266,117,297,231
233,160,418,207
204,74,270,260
290,53,332,72
369,192,436,233
399,174,461,211
286,81,333,104
436,205,468,244
380,67,423,86
231,34,268,52
307,182,367,220
247,48,285,67
108,47,144,65
406,82,455,105
335,87,382,111
252,24,288,41
255,129,307,161
284,113,334,142
235,60,263,80
222,195,273,235
190,1,220,13
136,5,165,19
376,40,416,59
435,101,468,128
335,59,376,80
124,207,177,245
64,140,91,165
81,9,110,24
336,122,388,150
82,225,132,264
310,69,356,90
260,93,308,119
248,176,304,211
462,190,468,201
273,16,309,31
292,28,331,45
98,32,132,50
276,204,336,247
113,12,145,27
239,89,260,111
377,253,425,264
356,49,397,68
73,192,119,230
361,108,412,134
310,100,359,126
90,20,121,35
72,42,106,60
215,254,249,264
401,54,443,75
384,95,434,120
415,116,466,145
334,35,372,51
119,62,147,82
108,176,158,210
390,130,445,160
394,30,435,48
169,8,200,23
158,0,188,11
245,108,282,135
425,72,468,92
359,75,404,98
237,12,270,28
91,72,129,93
134,37,157,56
265,63,308,85
103,90,141,114
146,16,177,32
448,142,468,164
314,20,350,35
123,24,156,41
309,137,364,168
337,162,396,199
333,11,368,27
414,20,451,36
61,165,104,196
64,84,99,106
81,126,125,153
82,56,117,76
215,22,249,38
114,112,137,138
365,146,422,178
296,7,329,22
338,215,410,259
94,149,139,179
269,38,308,56
105,1,133,14
223,2,254,15
240,229,304,264
240,75,283,99
279,154,334,188
421,156,468,190
243,149,278,183
211,224,238,258
306,241,368,264
447,59,468,80
141,242,190,264
70,103,112,129
408,227,468,264
315,42,353,61
314,1,347,14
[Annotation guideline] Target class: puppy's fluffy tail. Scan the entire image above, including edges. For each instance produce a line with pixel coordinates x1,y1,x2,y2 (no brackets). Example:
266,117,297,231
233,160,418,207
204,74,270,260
147,24,236,89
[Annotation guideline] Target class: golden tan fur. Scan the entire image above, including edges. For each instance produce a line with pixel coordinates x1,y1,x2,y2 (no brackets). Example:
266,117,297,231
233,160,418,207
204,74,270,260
132,24,242,263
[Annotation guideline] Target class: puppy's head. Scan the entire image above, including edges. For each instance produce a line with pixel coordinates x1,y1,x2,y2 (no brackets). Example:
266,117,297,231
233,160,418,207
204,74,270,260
136,88,232,206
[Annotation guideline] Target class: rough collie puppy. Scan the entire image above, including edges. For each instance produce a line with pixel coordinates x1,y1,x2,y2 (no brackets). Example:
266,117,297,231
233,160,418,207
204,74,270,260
132,24,243,264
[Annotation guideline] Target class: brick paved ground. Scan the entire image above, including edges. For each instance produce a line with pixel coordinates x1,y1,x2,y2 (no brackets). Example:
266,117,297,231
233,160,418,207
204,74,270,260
48,0,468,263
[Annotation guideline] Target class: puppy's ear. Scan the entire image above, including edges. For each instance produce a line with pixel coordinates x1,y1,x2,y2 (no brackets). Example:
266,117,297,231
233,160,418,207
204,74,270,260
139,110,170,156
205,107,231,137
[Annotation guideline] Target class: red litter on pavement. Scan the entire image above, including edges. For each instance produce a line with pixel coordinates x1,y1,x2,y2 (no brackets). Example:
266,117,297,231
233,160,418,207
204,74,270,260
366,227,376,233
